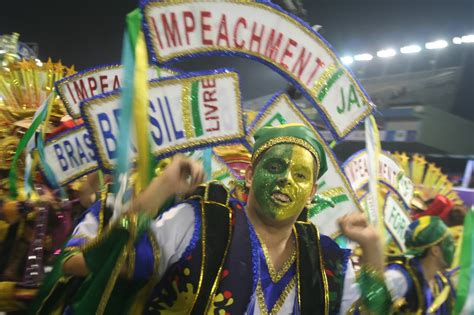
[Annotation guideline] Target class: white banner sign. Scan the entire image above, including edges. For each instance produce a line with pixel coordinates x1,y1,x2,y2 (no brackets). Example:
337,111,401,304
246,92,364,236
42,125,98,186
383,192,411,251
343,150,414,206
142,0,373,139
81,69,245,172
56,64,176,118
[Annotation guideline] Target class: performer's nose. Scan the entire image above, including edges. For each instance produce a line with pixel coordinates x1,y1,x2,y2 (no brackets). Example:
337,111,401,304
277,174,293,187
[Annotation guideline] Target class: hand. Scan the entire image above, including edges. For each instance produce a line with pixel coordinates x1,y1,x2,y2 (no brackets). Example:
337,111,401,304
135,155,205,215
338,212,380,248
160,154,205,196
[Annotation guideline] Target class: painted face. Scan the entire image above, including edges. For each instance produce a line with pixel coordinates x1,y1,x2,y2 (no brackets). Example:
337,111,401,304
252,144,316,221
439,233,455,267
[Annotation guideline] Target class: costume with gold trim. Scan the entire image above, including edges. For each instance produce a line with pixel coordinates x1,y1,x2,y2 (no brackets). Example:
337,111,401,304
387,256,455,315
386,216,456,315
144,182,351,314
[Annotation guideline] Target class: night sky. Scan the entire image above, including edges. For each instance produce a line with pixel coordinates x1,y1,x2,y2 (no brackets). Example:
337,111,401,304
2,0,471,70
1,0,473,171
2,0,473,112
2,0,472,103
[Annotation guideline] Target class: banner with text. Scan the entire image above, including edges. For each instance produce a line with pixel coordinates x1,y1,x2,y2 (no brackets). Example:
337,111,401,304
81,69,245,172
42,125,98,186
383,191,411,252
343,150,414,207
141,0,373,140
246,92,364,237
56,64,176,118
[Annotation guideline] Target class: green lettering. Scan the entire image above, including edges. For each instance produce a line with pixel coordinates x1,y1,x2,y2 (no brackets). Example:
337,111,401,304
337,87,346,114
265,112,287,126
348,84,361,111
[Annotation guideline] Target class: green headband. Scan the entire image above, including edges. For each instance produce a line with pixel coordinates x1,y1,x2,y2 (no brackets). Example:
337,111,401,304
252,124,328,179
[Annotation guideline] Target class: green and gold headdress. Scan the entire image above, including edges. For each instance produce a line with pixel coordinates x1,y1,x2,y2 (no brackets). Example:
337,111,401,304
405,216,450,255
252,123,328,179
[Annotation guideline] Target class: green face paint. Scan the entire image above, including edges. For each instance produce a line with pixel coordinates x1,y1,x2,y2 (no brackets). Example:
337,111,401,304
439,233,455,267
252,144,316,221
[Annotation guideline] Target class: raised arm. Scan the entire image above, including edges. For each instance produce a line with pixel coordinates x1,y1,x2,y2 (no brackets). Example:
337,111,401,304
63,155,204,277
338,213,392,314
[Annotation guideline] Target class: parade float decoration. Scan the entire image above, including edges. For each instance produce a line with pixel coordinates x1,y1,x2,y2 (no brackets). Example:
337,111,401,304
343,150,466,255
343,150,414,253
245,92,364,236
43,0,373,238
0,33,78,311
391,152,466,265
3,0,382,310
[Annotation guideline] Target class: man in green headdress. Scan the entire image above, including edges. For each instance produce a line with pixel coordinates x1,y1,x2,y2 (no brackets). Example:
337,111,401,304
386,215,456,314
33,124,392,314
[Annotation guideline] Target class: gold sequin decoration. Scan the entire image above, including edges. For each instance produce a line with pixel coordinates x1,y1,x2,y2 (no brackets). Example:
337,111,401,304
255,231,296,283
56,65,121,118
247,94,364,238
143,0,373,137
181,82,195,139
37,126,97,186
311,63,338,95
256,277,296,315
82,71,245,172
251,136,320,179
320,187,344,198
57,65,177,118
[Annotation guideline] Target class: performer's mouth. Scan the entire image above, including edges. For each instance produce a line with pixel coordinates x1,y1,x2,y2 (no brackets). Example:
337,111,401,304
271,191,292,204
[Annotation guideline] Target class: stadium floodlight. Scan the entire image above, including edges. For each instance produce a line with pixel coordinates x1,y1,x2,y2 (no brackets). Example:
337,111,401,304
354,53,373,61
400,45,422,54
377,48,397,58
425,40,448,50
461,35,474,43
453,37,463,44
341,56,354,65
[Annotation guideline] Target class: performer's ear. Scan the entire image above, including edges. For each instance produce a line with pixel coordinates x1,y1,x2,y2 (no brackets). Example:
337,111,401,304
311,183,318,196
245,165,254,189
430,245,442,259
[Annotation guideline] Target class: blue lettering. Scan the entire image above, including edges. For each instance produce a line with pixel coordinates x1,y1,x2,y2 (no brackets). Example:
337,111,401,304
149,100,163,146
53,143,68,171
75,136,90,164
64,140,79,168
165,96,184,140
84,133,96,160
158,97,172,142
98,113,117,159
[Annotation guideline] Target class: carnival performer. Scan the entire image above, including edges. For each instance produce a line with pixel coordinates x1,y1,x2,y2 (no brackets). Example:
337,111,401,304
32,124,392,314
386,215,456,314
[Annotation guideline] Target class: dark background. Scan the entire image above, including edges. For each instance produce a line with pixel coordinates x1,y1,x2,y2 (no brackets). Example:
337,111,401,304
1,0,473,175
2,0,472,114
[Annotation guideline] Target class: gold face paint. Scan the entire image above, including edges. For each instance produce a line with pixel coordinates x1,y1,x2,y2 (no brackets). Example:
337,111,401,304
252,144,316,221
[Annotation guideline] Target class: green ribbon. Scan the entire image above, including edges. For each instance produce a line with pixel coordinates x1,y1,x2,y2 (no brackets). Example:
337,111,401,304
8,100,49,198
454,207,474,314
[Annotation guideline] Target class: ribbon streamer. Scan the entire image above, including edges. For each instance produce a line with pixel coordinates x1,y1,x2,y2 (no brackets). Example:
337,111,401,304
8,94,52,198
454,207,474,315
364,115,385,245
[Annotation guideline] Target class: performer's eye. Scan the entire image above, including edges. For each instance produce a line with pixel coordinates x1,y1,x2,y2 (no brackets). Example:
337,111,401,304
268,163,280,172
294,172,306,180
265,159,284,173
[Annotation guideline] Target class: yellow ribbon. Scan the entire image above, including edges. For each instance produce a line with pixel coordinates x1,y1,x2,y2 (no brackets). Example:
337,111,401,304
133,31,151,192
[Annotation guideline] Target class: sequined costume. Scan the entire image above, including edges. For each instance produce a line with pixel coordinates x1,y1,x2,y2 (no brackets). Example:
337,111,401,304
386,216,456,315
142,182,356,314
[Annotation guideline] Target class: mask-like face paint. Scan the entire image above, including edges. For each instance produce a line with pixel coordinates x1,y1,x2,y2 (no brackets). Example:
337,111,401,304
252,144,316,221
439,233,455,267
